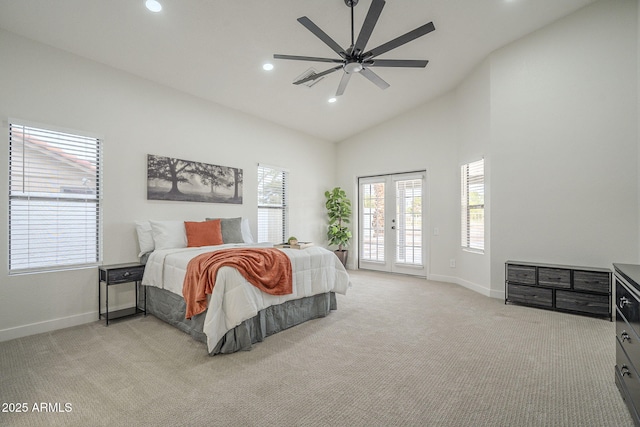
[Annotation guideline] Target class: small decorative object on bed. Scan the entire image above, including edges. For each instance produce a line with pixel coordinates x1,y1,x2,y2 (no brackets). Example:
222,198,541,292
274,241,314,249
147,154,243,204
138,219,349,355
325,187,352,267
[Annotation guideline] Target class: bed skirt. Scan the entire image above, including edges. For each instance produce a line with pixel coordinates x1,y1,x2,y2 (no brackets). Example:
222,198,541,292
145,286,337,355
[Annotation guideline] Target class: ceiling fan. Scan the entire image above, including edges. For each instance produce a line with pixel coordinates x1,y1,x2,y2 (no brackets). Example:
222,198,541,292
273,0,435,97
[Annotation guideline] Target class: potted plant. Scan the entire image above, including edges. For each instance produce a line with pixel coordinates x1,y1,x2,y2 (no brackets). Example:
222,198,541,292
325,187,352,267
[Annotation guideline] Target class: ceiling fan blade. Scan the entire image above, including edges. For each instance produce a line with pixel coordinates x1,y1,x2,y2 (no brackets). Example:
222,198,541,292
293,65,343,85
336,72,352,96
363,21,435,59
274,54,343,64
365,59,429,68
297,16,347,58
360,67,390,90
353,0,385,55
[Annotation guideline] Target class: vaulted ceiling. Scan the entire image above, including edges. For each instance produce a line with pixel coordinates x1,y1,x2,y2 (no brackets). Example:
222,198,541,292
0,0,598,142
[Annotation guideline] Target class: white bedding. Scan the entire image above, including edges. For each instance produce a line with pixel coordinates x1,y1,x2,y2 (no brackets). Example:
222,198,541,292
142,243,350,353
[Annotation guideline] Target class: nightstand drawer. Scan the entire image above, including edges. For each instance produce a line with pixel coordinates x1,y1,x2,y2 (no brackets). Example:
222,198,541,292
99,264,145,284
109,268,144,284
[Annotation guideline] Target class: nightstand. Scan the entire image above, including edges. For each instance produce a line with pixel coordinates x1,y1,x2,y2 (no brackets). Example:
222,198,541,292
98,263,146,326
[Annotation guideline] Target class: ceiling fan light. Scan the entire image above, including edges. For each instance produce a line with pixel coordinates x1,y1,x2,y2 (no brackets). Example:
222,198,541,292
145,0,162,12
263,63,274,71
344,62,363,74
328,97,337,103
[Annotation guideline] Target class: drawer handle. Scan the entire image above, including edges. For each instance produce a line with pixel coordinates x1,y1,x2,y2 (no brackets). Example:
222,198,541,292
620,296,630,309
622,331,632,342
123,271,131,277
622,365,632,377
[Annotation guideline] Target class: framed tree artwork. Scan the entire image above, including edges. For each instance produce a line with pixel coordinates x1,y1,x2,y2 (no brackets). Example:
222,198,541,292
147,154,243,204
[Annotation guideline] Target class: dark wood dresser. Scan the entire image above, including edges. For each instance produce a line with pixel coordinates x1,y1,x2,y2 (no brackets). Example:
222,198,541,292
614,263,640,425
505,261,611,320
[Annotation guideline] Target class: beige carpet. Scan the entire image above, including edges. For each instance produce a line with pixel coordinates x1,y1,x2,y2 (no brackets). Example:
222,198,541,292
0,270,633,427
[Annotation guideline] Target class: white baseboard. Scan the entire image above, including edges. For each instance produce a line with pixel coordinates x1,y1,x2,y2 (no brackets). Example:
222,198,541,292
428,273,503,299
0,312,96,342
0,303,136,343
489,288,506,300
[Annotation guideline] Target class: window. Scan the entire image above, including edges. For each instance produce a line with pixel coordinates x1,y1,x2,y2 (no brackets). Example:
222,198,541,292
461,158,484,252
257,164,288,243
9,121,102,273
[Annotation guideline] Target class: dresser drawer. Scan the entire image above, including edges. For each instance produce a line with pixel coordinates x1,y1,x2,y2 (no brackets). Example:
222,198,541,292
507,284,552,308
556,290,608,315
574,270,610,293
538,267,571,288
506,265,536,285
616,338,640,416
617,279,640,338
618,310,640,367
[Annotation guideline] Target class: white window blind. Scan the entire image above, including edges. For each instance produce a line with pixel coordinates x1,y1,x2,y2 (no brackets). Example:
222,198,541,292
8,122,102,273
257,164,288,243
461,158,484,252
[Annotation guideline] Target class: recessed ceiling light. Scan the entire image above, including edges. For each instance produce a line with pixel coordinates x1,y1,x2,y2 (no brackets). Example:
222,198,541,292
262,63,274,71
328,97,337,103
145,0,162,12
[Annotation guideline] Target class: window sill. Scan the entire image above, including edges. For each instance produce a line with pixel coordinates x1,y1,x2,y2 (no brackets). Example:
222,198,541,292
9,263,99,276
462,248,484,255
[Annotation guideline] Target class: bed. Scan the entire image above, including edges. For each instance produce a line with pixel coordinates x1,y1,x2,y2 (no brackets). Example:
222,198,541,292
136,218,350,355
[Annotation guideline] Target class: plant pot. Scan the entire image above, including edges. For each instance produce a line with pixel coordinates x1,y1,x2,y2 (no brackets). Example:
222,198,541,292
334,250,348,267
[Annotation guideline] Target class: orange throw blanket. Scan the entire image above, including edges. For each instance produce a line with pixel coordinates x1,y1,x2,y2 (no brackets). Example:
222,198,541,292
183,248,293,319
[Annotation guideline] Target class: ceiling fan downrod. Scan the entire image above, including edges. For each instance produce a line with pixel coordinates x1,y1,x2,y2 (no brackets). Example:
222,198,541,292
346,0,357,49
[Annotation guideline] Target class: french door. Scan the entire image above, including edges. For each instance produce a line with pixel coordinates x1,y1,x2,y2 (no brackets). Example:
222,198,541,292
358,172,426,276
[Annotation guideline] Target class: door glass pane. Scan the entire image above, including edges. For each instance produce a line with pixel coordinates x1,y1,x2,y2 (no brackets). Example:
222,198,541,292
361,182,385,262
395,179,422,265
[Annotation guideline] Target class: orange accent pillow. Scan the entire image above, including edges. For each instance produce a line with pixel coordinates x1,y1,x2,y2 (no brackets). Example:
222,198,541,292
184,220,223,247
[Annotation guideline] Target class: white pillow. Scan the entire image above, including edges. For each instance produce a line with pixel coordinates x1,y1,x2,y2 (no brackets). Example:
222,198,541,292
135,220,155,257
241,218,255,244
149,220,187,250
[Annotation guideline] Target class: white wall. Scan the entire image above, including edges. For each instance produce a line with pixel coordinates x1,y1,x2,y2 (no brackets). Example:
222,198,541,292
0,29,337,341
337,0,638,297
490,0,638,291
